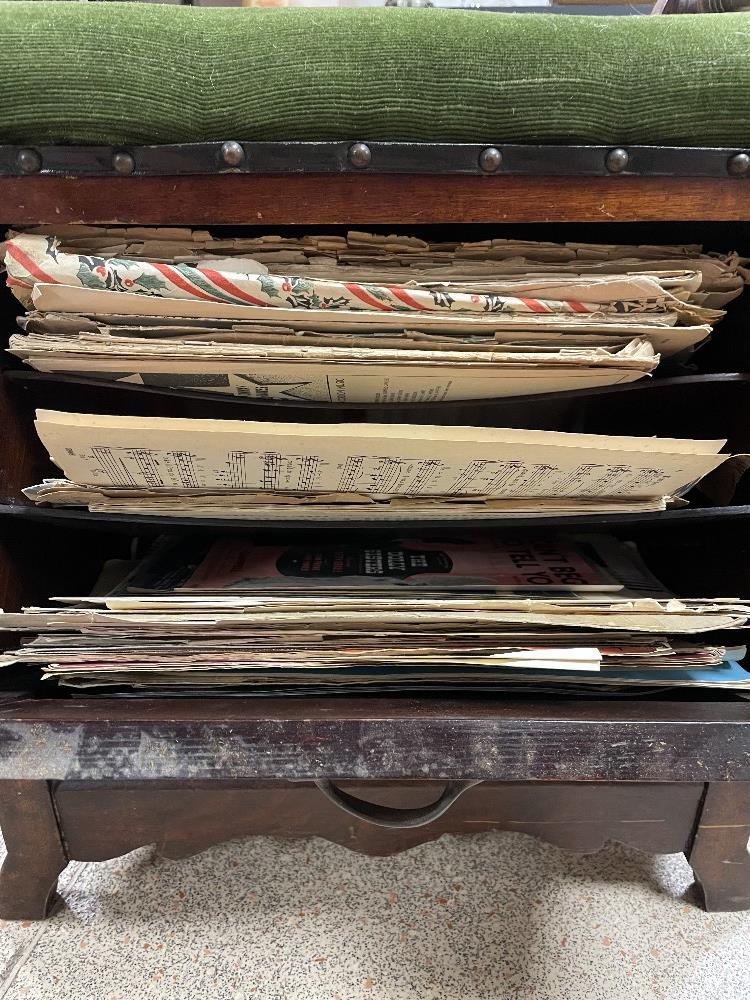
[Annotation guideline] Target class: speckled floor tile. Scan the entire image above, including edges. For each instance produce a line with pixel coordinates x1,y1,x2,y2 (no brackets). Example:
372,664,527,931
0,832,749,1000
0,892,39,987
0,834,87,989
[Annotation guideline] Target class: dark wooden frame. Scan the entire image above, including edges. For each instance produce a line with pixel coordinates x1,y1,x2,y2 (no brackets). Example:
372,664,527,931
2,175,749,225
1,173,749,919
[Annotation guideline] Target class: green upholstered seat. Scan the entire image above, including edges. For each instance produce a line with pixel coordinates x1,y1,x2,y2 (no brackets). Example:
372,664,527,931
0,1,749,146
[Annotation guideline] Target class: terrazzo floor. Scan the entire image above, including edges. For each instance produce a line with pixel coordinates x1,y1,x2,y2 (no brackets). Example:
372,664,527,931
0,831,749,1000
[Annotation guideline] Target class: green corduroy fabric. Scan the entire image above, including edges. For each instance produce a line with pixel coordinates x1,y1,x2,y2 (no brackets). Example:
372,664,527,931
0,2,749,146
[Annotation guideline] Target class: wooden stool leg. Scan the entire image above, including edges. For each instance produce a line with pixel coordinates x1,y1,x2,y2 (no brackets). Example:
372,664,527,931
688,781,750,912
0,780,69,920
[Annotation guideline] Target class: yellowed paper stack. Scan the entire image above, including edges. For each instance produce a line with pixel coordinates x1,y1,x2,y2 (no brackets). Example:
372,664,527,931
1,533,747,693
4,228,744,403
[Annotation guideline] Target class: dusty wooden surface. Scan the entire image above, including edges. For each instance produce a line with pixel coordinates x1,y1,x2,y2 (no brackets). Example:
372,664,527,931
0,697,749,782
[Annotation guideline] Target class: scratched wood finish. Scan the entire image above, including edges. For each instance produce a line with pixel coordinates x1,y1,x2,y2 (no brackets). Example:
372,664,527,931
55,780,704,860
688,781,750,911
0,780,67,920
2,175,750,225
1,698,749,782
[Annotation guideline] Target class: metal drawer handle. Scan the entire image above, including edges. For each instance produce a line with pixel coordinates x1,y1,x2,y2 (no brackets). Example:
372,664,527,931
314,779,482,829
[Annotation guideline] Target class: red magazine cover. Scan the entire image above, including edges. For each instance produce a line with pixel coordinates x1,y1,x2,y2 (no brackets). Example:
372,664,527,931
179,535,623,592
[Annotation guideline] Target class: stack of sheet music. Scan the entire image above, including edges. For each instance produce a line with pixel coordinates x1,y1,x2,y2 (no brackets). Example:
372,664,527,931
3,229,744,403
1,533,747,695
25,410,733,521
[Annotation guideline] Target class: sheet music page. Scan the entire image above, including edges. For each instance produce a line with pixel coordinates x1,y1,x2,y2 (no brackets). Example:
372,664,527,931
34,410,728,499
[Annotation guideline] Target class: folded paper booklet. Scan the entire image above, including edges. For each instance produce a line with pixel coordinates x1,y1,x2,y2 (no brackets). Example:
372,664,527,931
1,532,747,694
29,412,730,526
25,284,716,347
17,312,688,353
5,227,743,403
8,334,659,404
18,284,716,384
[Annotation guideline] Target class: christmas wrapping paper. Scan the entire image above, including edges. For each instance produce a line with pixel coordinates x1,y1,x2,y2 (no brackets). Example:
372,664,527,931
3,236,671,317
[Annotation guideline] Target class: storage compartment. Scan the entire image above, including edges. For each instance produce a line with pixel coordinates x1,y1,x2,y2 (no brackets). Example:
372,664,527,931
1,220,748,705
2,222,750,519
0,516,747,704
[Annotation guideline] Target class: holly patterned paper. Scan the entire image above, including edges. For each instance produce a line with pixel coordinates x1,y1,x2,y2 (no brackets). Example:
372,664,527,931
3,235,667,318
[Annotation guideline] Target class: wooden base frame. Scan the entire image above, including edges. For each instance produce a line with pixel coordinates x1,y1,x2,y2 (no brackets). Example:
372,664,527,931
1,779,749,919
